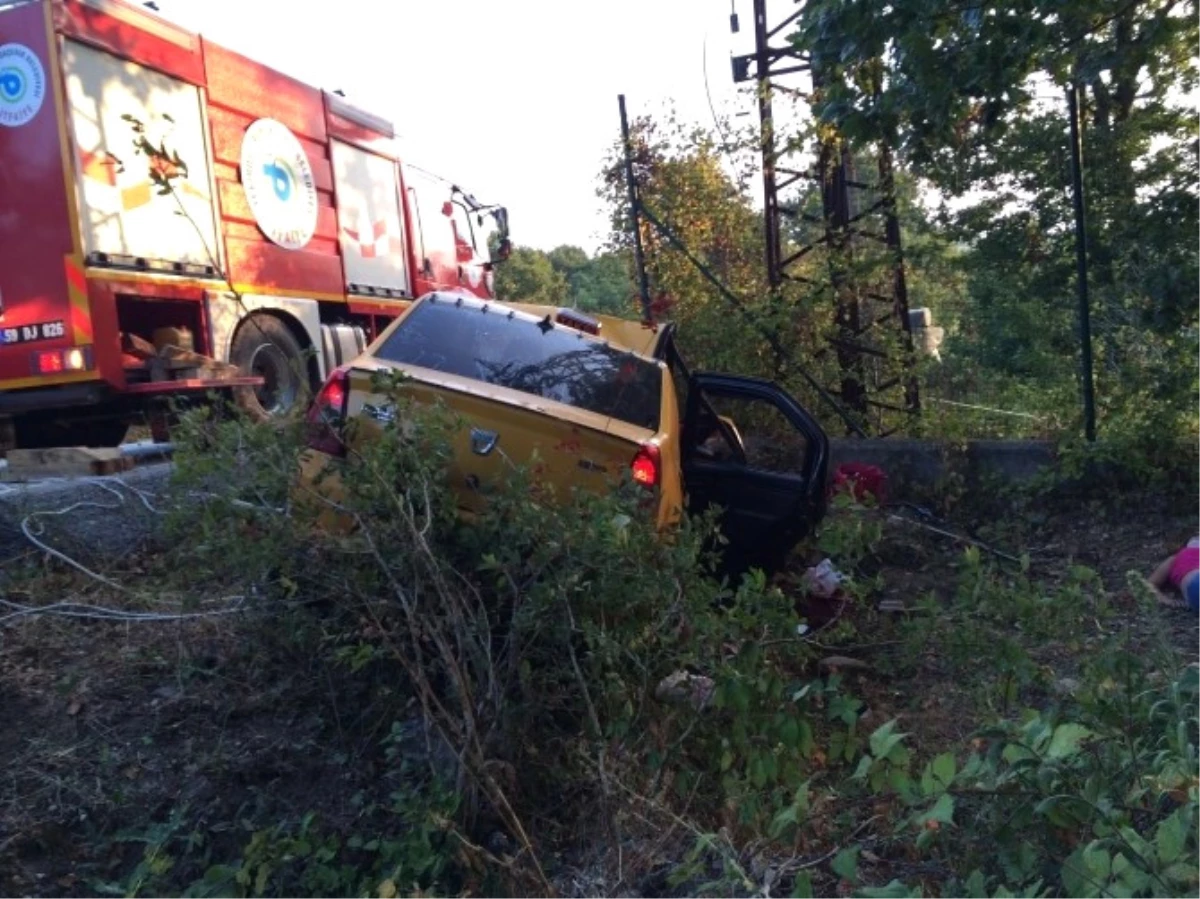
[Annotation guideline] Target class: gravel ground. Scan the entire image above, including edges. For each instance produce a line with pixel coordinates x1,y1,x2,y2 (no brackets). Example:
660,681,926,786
0,463,174,571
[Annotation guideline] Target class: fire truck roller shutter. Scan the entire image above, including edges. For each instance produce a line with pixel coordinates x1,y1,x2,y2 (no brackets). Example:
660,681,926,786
229,313,313,421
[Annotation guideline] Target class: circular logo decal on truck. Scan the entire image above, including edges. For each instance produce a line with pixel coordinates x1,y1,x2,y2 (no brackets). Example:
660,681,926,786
0,43,46,128
240,118,318,250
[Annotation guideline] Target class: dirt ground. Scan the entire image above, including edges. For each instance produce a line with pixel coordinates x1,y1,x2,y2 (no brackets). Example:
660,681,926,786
0,482,1196,896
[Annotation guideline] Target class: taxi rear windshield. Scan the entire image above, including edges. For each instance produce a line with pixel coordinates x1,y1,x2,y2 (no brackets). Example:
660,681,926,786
375,299,662,430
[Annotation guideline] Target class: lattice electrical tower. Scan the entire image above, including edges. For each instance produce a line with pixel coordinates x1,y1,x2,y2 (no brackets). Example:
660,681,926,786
730,0,919,435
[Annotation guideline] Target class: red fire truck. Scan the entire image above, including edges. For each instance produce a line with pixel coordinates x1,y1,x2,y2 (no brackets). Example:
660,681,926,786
0,0,510,449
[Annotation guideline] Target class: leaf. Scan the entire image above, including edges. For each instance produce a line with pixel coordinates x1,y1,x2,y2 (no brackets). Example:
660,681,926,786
1034,795,1082,828
1155,808,1188,864
791,871,813,898
203,864,235,884
1061,847,1099,898
798,718,815,757
1115,827,1153,863
769,804,799,839
858,880,922,898
1160,861,1200,886
852,754,873,781
1046,723,1092,760
869,718,907,760
963,870,986,896
750,755,767,788
1082,844,1112,882
378,879,397,899
780,716,800,749
831,847,858,882
930,752,956,789
921,793,955,826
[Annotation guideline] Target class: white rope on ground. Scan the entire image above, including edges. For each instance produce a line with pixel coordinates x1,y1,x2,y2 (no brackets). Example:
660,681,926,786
86,475,165,515
20,481,135,593
185,492,285,515
15,475,282,592
0,595,247,627
3,472,278,628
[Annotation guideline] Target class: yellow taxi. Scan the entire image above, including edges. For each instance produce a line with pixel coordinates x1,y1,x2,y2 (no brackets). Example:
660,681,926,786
297,291,829,572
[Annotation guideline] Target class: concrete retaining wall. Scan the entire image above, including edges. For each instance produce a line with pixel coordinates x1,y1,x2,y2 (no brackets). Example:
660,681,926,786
828,438,1057,496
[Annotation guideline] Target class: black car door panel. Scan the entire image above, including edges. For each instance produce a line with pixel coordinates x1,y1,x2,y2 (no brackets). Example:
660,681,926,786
681,371,829,570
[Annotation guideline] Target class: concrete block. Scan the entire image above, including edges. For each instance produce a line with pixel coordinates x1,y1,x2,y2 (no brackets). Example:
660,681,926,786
829,438,1056,497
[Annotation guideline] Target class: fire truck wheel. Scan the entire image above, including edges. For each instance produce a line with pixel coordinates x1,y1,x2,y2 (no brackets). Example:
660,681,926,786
14,417,129,449
230,316,308,422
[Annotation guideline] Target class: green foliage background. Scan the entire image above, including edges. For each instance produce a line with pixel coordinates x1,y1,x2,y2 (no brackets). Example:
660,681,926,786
491,0,1199,452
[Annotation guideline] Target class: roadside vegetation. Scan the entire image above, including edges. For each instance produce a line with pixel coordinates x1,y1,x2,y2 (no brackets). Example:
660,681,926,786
2,1,1195,896
1,395,1195,897
498,0,1196,457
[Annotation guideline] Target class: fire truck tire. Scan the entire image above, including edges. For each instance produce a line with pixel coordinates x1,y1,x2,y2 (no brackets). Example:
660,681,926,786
13,417,129,449
230,315,309,422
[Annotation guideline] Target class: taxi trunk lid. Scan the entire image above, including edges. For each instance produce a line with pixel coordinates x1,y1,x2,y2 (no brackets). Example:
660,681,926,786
342,361,657,513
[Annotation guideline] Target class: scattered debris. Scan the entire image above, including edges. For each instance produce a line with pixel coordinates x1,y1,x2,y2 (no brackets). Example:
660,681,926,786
654,670,715,711
800,558,844,599
818,655,871,673
1053,677,1081,698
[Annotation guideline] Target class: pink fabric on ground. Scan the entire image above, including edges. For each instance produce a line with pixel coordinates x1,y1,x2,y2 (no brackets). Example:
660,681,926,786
1168,546,1200,587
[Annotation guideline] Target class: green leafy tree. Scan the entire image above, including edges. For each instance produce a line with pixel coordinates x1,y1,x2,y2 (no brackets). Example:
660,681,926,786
546,245,590,282
572,251,637,316
493,245,568,305
598,113,828,391
598,114,967,434
546,245,636,316
793,0,1199,441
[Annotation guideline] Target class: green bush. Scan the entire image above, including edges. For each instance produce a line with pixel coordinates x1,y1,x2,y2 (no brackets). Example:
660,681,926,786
103,383,1194,898
151,379,830,894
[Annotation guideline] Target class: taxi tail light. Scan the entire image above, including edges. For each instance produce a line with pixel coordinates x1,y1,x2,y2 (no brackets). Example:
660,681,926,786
306,365,350,457
630,443,660,489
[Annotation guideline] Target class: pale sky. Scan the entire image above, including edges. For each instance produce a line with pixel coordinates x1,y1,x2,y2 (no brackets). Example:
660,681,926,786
152,0,759,254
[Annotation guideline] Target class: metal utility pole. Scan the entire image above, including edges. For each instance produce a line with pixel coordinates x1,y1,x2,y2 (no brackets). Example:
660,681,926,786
730,0,917,435
1066,82,1097,442
618,94,653,324
751,0,782,287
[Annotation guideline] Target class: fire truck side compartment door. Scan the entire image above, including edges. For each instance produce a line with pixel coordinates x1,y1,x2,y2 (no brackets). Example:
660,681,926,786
63,39,220,269
331,140,410,296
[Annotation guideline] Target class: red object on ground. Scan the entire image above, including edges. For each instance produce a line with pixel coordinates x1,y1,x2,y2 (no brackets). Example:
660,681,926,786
831,462,889,504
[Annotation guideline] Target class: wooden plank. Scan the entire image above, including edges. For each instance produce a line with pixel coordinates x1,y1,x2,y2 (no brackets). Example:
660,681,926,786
5,447,134,479
121,332,158,359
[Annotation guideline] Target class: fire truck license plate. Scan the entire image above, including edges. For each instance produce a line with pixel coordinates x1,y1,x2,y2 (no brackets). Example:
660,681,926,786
0,320,66,345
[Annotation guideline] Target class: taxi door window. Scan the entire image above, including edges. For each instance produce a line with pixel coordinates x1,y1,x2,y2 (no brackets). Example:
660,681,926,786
692,391,809,474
